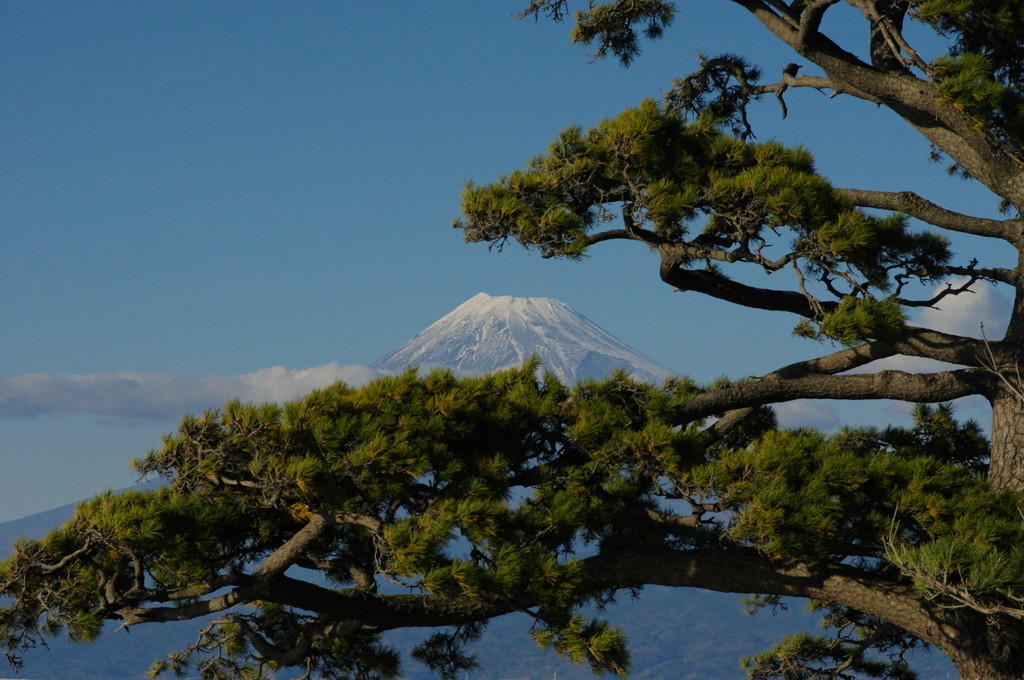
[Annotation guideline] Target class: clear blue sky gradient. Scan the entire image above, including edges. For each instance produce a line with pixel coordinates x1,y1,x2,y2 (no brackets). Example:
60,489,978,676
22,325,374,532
1,2,1009,521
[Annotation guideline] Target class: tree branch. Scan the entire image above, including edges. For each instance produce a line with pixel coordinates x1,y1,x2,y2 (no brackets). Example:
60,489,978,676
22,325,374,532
236,617,363,668
660,257,832,318
121,585,252,625
253,514,331,582
887,326,987,367
578,548,947,651
175,547,949,662
924,265,1015,287
838,188,1023,241
676,368,990,424
795,0,840,49
701,406,758,442
729,0,1024,206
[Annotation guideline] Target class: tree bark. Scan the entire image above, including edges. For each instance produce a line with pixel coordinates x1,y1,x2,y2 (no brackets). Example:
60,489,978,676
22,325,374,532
946,611,1024,680
730,1,1024,207
949,654,1023,680
988,391,1024,491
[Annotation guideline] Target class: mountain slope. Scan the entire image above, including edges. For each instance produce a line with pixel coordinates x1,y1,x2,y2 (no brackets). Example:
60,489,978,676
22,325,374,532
372,293,675,384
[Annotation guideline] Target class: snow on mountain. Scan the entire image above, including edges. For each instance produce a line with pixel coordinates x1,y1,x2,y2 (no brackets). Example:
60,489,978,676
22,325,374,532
371,293,676,384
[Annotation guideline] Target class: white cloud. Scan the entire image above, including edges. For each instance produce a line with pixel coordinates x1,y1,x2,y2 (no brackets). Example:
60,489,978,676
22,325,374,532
818,279,1004,430
0,363,383,421
774,400,840,430
234,364,383,403
775,280,1005,431
914,277,1009,339
848,279,1009,376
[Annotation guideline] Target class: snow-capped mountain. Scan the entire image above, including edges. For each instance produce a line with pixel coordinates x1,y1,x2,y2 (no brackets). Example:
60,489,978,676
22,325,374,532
371,293,676,384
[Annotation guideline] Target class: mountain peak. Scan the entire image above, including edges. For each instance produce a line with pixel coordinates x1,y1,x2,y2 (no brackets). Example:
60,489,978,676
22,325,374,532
371,293,675,384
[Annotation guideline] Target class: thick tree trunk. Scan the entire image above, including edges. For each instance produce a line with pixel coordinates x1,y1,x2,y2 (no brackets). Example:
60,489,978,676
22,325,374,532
951,659,1021,680
988,391,1024,491
948,637,1024,680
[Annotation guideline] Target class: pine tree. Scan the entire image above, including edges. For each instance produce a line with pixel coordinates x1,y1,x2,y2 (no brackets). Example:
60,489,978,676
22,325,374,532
452,2,1024,677
1,366,1022,679
4,4,1024,679
462,1,1024,492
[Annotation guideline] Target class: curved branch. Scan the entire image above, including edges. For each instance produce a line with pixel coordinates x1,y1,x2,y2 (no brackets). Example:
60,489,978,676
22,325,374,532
121,585,252,625
585,224,669,249
579,548,963,665
253,547,964,669
698,333,986,443
769,340,902,377
837,188,1023,241
888,326,986,367
796,0,840,49
772,326,986,371
676,368,991,424
36,536,95,574
660,258,831,318
253,514,330,582
660,259,1000,359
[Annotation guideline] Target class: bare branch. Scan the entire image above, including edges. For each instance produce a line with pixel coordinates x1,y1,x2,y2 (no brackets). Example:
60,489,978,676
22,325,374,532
584,229,640,247
236,617,362,668
577,547,956,658
899,274,981,308
121,586,252,625
927,264,1015,286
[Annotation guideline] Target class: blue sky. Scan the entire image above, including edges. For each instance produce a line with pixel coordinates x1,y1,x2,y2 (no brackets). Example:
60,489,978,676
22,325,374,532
1,2,1010,522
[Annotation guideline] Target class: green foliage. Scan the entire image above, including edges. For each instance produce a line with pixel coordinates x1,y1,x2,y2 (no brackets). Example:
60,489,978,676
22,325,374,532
849,403,990,471
692,408,1024,678
0,367,717,678
797,296,908,346
459,99,828,256
530,613,630,675
815,213,950,290
912,0,1024,88
3,365,1021,678
742,628,916,680
690,406,1021,567
457,99,951,334
933,52,1024,141
520,0,678,66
